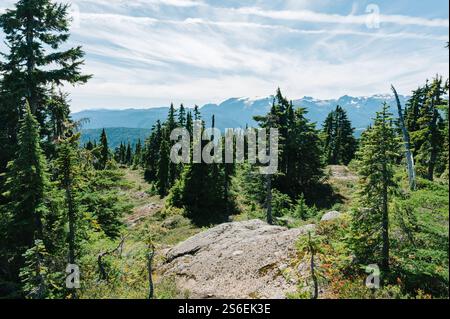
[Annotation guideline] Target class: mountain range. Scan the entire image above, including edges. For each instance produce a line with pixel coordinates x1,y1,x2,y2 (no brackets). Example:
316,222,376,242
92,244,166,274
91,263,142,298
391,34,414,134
73,94,409,147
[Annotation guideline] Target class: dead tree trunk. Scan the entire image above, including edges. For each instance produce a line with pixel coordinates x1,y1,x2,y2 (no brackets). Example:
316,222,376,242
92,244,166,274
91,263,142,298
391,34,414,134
148,244,155,299
97,236,126,282
266,174,273,225
392,85,416,190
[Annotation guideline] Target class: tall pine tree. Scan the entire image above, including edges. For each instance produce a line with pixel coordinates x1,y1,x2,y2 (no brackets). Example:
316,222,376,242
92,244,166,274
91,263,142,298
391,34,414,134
2,103,49,278
322,106,357,165
350,103,400,273
99,129,109,169
0,0,91,178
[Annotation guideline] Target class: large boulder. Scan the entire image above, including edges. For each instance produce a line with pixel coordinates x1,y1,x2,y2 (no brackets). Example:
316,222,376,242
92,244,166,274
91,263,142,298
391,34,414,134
159,219,315,299
320,211,341,222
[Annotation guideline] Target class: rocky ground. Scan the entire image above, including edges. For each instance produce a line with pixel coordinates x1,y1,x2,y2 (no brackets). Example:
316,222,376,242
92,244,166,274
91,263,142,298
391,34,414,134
159,220,318,299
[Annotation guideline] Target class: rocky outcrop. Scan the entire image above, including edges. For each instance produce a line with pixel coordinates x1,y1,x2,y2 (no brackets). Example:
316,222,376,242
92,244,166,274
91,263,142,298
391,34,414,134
159,219,315,299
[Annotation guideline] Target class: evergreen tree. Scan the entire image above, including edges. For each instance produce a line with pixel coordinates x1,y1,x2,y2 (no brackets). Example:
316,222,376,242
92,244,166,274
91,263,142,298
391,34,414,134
186,111,193,136
406,77,447,180
322,106,357,165
133,139,142,168
2,103,49,277
440,82,449,179
254,89,323,200
45,89,72,156
143,120,162,182
125,142,132,166
166,104,179,184
157,139,170,197
119,142,126,164
19,239,48,299
194,105,201,121
55,135,80,290
350,103,400,273
0,0,91,178
167,103,177,133
99,129,109,169
85,140,94,151
178,104,186,127
322,112,335,164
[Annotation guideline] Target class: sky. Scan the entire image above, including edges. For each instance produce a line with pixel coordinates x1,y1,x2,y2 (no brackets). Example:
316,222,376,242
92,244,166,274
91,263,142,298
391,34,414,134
0,0,449,112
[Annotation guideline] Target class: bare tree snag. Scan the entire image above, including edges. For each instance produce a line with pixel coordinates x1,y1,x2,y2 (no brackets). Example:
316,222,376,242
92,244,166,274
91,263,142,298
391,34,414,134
97,235,126,281
266,174,273,225
392,85,417,190
148,243,155,299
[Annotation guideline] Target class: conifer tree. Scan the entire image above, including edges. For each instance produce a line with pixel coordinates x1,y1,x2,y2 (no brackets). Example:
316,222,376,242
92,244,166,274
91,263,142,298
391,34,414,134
0,0,91,177
19,239,49,299
133,139,142,167
2,103,48,276
85,140,94,151
99,129,109,169
178,104,186,127
119,142,126,164
406,77,447,180
322,112,335,164
255,89,323,200
166,104,179,184
194,105,201,121
186,111,193,136
157,139,170,197
125,142,132,166
167,103,178,133
144,120,162,182
47,91,71,142
350,103,400,273
55,135,80,284
322,106,357,165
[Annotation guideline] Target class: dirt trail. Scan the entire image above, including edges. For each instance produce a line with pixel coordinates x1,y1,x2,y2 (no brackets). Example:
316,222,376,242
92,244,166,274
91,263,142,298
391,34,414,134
121,168,163,227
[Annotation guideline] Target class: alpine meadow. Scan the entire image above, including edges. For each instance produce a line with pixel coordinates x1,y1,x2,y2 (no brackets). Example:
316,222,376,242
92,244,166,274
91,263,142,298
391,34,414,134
0,0,449,304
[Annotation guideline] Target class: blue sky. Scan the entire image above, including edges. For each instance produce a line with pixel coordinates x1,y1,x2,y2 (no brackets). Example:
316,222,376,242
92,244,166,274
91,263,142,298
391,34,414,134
0,0,449,111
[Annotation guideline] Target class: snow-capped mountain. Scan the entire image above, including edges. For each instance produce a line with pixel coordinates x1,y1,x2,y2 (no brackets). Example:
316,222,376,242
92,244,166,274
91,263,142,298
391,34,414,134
73,94,409,137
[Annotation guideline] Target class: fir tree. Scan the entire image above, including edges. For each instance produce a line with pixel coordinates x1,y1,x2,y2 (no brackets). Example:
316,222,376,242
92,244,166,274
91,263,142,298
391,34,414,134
406,77,447,180
350,103,400,273
144,120,162,182
167,103,177,133
0,0,91,177
55,135,80,289
186,111,193,136
157,139,170,197
19,239,48,299
254,89,323,200
178,104,186,127
125,142,132,166
322,106,357,165
133,139,142,168
2,103,49,277
85,140,94,151
99,129,109,169
194,105,201,121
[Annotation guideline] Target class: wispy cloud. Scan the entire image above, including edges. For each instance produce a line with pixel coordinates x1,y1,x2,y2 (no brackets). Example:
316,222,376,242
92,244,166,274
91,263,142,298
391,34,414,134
235,6,449,28
0,0,448,111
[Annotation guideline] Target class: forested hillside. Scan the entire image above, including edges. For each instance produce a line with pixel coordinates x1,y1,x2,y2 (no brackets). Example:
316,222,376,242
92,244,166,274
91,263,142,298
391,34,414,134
79,128,151,150
0,0,448,300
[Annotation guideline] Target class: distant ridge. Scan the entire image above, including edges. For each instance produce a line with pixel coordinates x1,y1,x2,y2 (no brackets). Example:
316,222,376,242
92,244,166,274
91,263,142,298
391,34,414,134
73,94,409,139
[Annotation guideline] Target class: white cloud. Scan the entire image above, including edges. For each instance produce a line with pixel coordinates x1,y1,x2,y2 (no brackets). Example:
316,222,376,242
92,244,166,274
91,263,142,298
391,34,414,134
235,7,449,28
0,0,448,112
